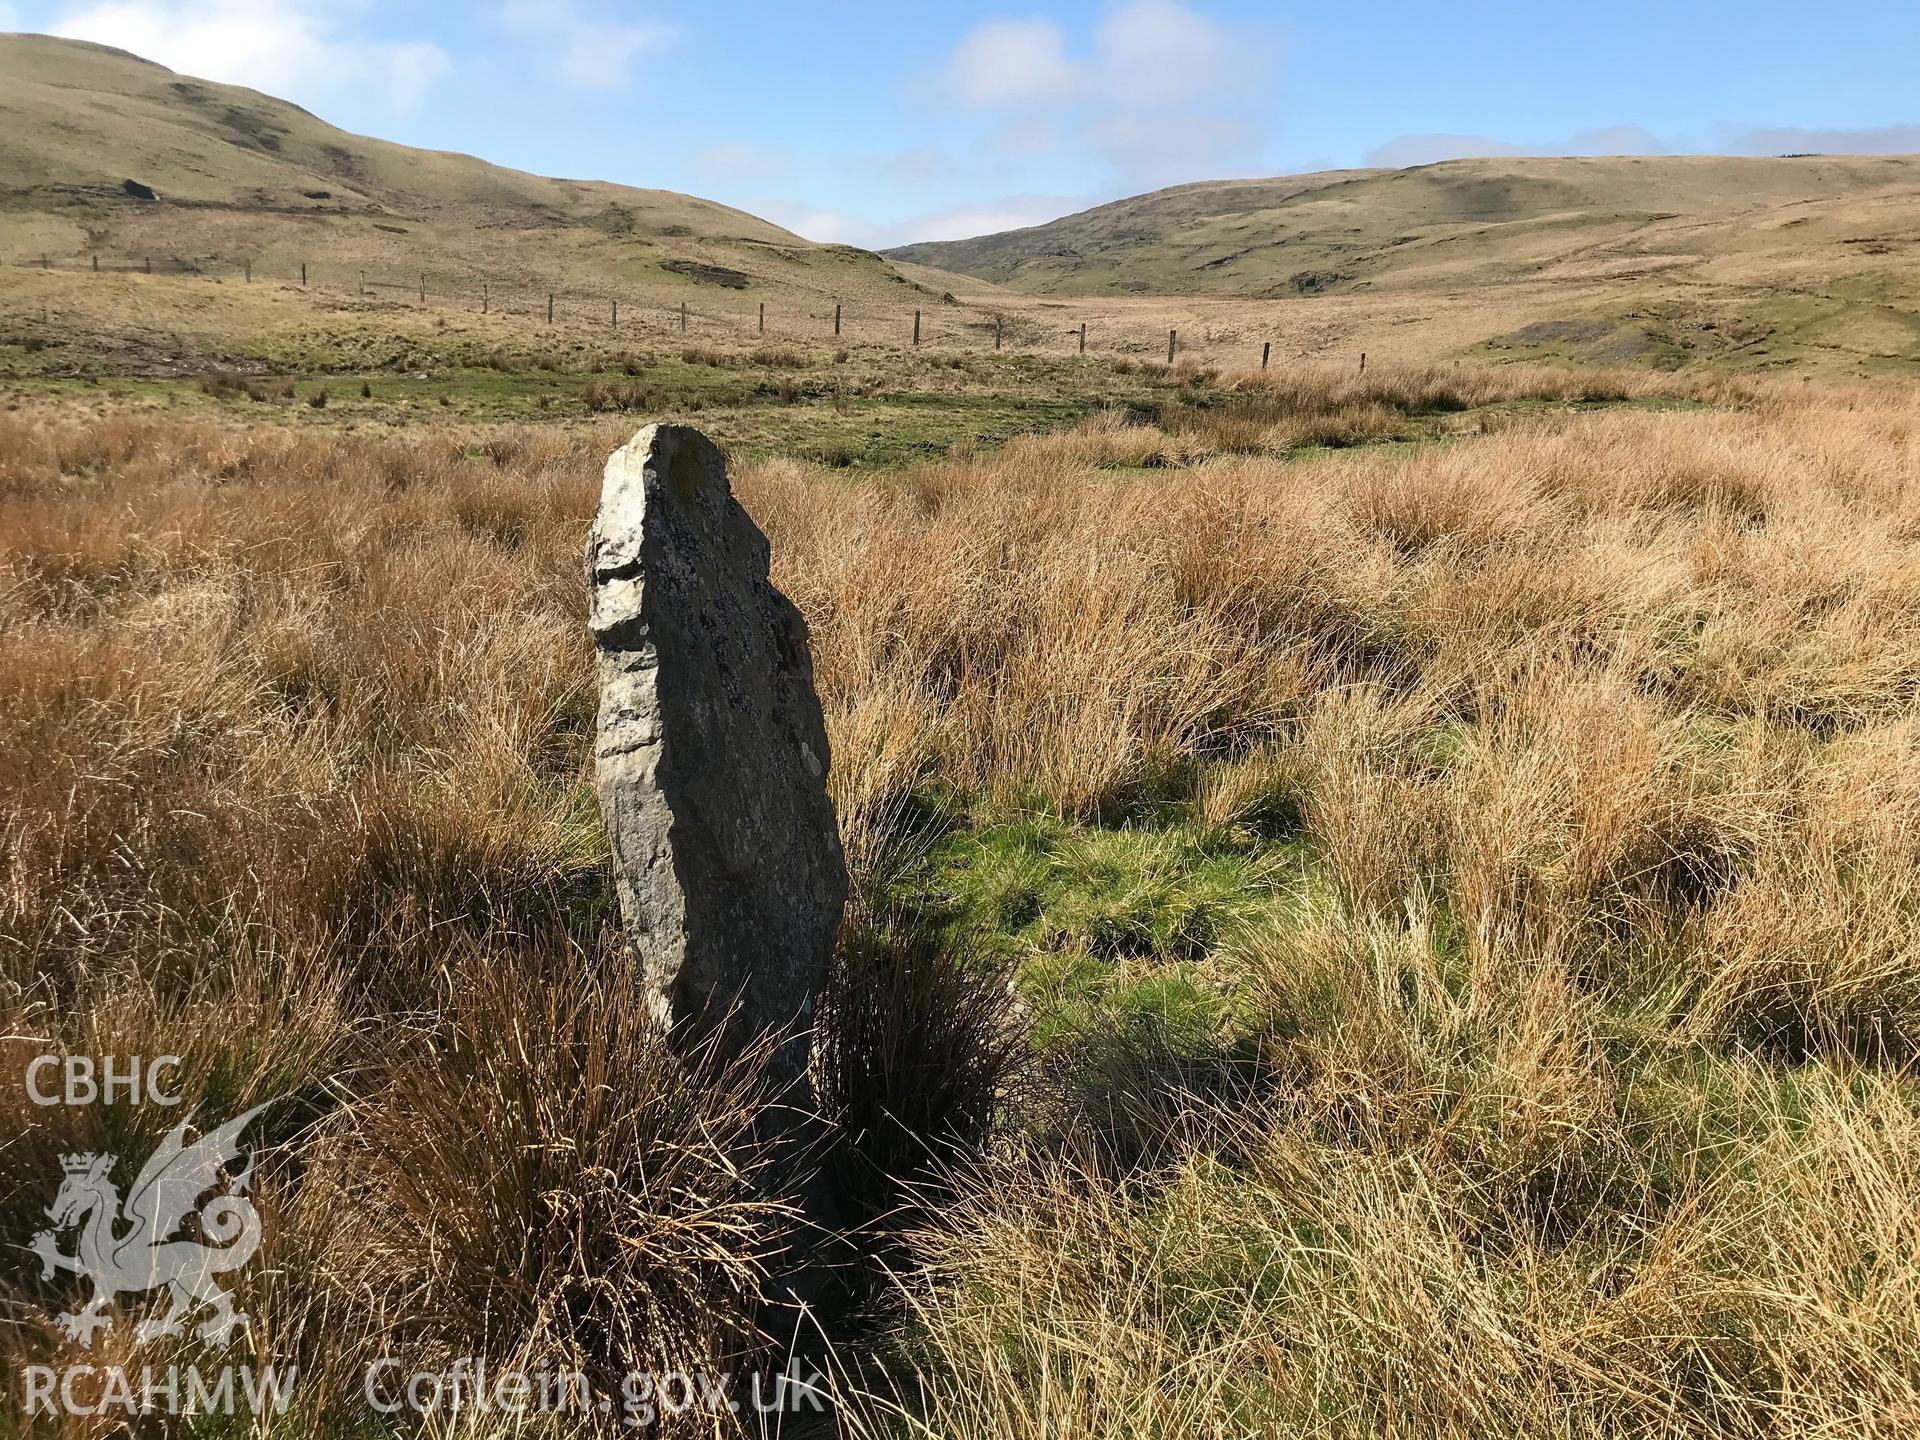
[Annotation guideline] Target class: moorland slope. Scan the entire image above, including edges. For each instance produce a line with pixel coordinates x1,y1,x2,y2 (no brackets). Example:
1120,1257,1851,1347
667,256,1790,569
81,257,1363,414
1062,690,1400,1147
0,33,909,305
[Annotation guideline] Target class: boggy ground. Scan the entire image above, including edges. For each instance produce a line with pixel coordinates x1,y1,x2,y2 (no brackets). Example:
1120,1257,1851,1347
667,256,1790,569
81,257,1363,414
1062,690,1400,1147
4,363,1920,1437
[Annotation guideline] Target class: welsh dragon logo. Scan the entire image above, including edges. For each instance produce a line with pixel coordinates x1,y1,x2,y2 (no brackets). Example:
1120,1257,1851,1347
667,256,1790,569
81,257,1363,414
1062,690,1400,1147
28,1103,272,1349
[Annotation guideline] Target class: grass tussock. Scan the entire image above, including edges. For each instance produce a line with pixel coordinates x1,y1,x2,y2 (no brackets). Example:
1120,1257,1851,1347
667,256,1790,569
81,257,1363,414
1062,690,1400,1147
5,367,1920,1435
335,943,795,1391
583,377,665,412
815,923,1028,1230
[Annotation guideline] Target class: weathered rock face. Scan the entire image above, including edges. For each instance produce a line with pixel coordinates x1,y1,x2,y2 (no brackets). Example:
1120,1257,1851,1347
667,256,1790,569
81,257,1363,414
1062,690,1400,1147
587,424,847,1078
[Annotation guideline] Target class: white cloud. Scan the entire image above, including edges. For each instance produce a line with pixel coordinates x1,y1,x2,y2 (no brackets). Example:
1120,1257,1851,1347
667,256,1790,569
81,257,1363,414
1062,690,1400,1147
988,118,1057,156
1363,133,1530,168
755,204,865,246
1720,123,1920,156
553,18,669,90
943,2,1245,110
50,0,449,111
1364,127,1675,169
371,43,449,112
689,139,793,184
944,17,1079,107
933,2,1271,199
760,193,1084,250
895,195,1083,244
1363,122,1920,170
1094,0,1230,104
1089,111,1258,188
1566,124,1665,156
497,1,670,92
876,145,954,184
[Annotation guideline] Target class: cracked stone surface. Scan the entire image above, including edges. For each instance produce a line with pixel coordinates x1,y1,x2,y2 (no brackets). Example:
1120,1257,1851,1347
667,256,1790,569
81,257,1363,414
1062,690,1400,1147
587,424,847,1078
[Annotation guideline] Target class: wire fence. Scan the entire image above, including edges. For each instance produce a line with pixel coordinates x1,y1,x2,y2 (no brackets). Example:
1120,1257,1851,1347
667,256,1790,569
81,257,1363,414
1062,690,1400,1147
4,252,1305,368
5,251,1106,354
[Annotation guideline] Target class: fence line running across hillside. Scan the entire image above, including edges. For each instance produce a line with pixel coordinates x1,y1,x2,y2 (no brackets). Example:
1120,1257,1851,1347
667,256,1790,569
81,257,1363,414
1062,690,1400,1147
3,252,1317,370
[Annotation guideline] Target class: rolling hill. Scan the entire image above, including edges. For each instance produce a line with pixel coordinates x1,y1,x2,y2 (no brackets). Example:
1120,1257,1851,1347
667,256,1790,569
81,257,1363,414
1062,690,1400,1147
888,156,1920,372
0,32,909,306
4,32,1917,379
887,156,1920,299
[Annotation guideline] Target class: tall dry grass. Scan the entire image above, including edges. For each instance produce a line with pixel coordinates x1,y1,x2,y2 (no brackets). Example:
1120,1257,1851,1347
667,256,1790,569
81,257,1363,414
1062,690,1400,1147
4,364,1920,1434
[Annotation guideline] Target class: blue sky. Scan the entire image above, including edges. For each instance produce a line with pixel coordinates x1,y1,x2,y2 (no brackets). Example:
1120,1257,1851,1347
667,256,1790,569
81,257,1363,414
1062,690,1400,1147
5,0,1918,246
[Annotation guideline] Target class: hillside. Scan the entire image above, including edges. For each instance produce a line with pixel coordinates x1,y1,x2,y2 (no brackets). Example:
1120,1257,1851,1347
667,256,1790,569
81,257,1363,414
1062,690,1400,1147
3,37,1917,380
0,33,910,305
887,156,1920,298
887,156,1920,372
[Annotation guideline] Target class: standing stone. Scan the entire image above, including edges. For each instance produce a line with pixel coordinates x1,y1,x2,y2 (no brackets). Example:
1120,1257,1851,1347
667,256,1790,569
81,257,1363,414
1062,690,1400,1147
587,424,846,1080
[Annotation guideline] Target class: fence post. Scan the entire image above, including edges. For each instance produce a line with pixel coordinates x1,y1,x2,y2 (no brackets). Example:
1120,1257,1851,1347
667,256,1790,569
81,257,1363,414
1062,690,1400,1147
419,273,425,304
1079,321,1086,355
245,259,251,283
482,283,488,314
680,300,687,333
92,255,98,273
1168,329,1176,363
995,315,1002,350
300,261,307,287
913,309,921,346
758,301,765,335
145,256,152,275
1261,341,1270,370
833,302,841,337
612,298,618,329
1359,351,1366,373
359,269,366,295
548,293,554,324
41,254,48,270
